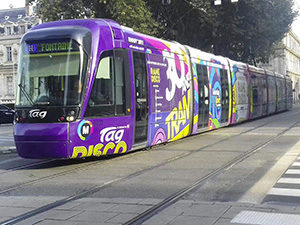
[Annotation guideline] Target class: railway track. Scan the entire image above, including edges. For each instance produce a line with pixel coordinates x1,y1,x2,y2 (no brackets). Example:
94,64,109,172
1,111,299,225
0,111,287,195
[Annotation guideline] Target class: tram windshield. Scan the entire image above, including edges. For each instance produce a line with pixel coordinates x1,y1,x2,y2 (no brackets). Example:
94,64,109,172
16,39,88,107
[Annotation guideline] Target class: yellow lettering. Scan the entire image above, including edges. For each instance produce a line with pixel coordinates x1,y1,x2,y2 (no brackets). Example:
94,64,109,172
102,142,115,155
166,108,178,139
41,44,45,52
151,75,160,83
182,90,190,120
52,43,57,51
114,141,127,154
165,89,191,140
178,101,186,128
151,68,160,75
72,146,87,158
46,44,51,51
151,68,161,83
87,145,94,157
72,141,128,158
93,144,104,157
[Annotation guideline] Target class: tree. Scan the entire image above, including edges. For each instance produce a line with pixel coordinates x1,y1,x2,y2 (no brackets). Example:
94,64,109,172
211,0,297,64
31,0,159,36
146,0,297,64
146,0,215,49
31,0,297,64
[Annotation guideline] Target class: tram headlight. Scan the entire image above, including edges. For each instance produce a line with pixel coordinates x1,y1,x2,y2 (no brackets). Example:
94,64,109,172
61,108,78,122
66,115,75,122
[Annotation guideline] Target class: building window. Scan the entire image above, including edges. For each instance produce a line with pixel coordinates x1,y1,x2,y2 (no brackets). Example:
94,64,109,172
6,27,11,35
20,25,25,34
7,76,13,96
14,26,18,34
6,47,12,62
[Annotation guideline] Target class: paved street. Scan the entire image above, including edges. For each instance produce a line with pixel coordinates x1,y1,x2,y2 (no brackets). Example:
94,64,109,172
0,124,15,153
1,107,300,224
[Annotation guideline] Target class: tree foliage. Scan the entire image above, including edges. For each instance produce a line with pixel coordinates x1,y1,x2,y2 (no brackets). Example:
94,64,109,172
31,0,297,64
147,0,297,64
212,0,297,64
31,0,159,35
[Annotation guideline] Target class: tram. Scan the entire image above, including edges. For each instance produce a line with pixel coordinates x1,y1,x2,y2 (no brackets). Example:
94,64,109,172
14,19,293,159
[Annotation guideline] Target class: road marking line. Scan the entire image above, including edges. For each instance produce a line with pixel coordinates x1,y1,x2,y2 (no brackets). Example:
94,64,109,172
231,210,300,225
292,162,300,167
238,140,300,203
278,178,300,184
285,169,300,174
268,188,300,197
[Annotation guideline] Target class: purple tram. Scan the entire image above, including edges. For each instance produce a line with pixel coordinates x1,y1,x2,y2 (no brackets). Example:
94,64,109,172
14,19,292,159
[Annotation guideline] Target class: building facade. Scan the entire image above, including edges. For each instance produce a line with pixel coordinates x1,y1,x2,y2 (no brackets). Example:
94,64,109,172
260,31,300,103
0,6,39,106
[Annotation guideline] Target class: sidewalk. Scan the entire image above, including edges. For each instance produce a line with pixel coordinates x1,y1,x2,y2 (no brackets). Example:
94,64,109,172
0,146,17,155
0,145,16,155
144,199,300,225
2,197,300,225
0,123,16,155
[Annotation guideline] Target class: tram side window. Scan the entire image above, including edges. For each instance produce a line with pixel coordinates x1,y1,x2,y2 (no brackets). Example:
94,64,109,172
196,64,209,105
220,69,229,123
262,76,268,104
251,74,258,104
195,64,209,127
115,51,126,114
86,50,129,117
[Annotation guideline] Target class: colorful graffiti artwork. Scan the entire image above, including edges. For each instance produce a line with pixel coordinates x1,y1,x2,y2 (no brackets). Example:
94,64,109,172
208,66,222,130
192,63,199,133
165,89,191,141
146,40,192,145
231,66,238,123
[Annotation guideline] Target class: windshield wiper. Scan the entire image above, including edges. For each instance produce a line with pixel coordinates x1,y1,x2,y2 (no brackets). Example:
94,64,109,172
18,83,34,106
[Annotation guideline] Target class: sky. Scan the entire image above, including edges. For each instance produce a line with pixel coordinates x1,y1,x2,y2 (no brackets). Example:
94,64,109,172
1,0,300,38
292,0,300,38
0,0,25,9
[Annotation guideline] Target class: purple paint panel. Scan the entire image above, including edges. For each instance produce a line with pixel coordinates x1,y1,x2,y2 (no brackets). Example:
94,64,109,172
14,123,69,158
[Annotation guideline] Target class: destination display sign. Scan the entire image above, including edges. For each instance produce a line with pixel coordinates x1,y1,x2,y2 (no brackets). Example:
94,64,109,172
25,39,79,54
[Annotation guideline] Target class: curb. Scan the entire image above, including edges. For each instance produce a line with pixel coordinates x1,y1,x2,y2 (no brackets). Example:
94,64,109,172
0,147,17,155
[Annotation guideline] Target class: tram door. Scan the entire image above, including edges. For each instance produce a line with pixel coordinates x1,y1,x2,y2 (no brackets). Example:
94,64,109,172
133,52,149,143
196,64,209,128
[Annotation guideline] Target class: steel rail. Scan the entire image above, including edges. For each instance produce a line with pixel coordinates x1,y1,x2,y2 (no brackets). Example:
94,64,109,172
124,119,300,225
0,111,297,225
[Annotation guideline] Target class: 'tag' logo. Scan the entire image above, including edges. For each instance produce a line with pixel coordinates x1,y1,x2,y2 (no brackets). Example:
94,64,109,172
29,109,47,119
